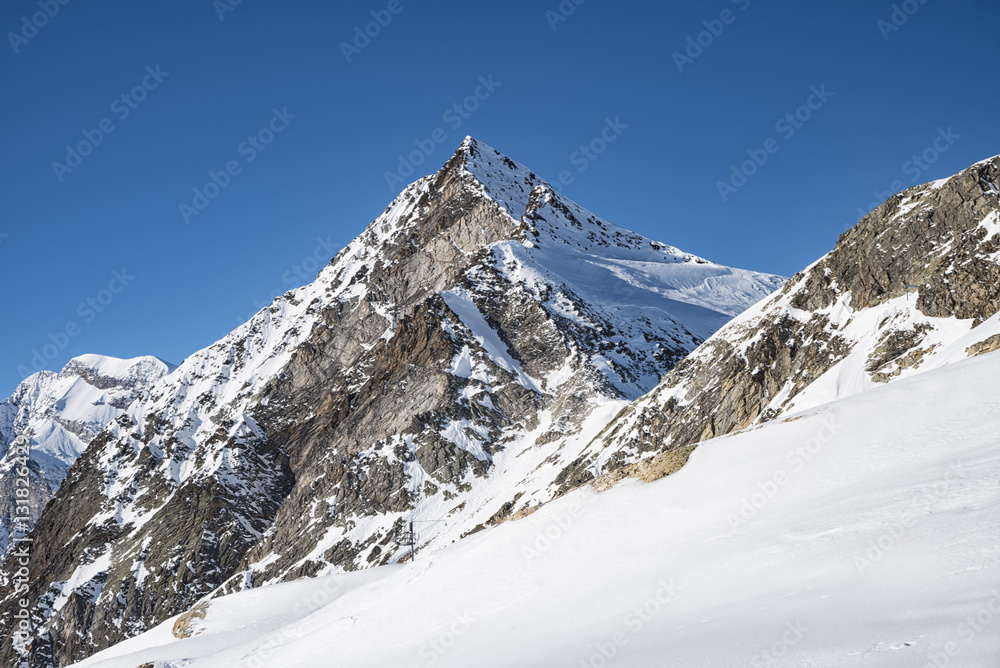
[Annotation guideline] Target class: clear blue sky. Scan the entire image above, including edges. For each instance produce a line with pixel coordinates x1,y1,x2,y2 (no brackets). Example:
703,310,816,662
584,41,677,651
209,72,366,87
2,0,999,395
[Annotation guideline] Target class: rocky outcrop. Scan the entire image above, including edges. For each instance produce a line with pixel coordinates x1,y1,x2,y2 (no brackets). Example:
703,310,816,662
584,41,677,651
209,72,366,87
967,333,1000,357
558,155,1000,491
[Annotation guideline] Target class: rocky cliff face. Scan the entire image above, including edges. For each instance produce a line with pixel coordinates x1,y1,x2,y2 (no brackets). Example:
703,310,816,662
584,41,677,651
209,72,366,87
558,155,1000,489
0,138,783,666
0,356,172,554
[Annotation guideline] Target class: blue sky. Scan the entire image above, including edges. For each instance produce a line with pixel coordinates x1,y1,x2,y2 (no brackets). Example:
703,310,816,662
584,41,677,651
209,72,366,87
2,0,999,395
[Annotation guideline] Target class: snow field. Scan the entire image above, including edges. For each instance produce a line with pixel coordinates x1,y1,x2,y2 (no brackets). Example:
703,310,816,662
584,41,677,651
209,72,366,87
75,350,1000,667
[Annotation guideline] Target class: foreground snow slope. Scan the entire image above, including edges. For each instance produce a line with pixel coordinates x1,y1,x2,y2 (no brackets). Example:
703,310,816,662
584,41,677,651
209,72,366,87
76,350,1000,667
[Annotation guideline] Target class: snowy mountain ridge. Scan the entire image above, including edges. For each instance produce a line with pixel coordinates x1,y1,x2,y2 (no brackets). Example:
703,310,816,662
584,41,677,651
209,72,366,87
565,153,1000,482
5,142,999,668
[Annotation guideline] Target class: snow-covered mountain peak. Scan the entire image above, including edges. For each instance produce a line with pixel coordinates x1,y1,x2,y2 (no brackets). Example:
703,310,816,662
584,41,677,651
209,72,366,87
453,138,701,262
2,355,173,464
0,354,172,553
446,138,786,325
452,136,546,222
0,139,788,667
7,355,173,433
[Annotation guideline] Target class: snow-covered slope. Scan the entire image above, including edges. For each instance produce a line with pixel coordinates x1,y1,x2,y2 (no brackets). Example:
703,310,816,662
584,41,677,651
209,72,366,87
72,347,1000,668
0,137,784,666
0,355,172,551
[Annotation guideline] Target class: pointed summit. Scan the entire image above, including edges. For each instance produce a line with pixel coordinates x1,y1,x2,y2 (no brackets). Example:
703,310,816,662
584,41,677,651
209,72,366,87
438,136,546,221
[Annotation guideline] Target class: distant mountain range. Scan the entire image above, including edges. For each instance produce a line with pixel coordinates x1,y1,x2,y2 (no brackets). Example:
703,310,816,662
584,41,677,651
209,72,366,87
0,355,172,552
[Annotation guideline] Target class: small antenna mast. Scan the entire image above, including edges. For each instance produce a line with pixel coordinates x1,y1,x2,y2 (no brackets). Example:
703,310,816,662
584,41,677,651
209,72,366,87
393,517,444,562
395,519,417,563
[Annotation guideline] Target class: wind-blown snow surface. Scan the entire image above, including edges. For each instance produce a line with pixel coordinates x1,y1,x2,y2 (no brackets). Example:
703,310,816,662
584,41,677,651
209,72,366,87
462,137,785,340
74,350,1000,668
